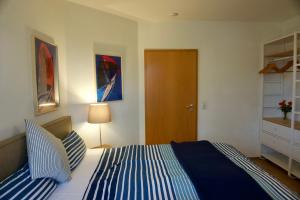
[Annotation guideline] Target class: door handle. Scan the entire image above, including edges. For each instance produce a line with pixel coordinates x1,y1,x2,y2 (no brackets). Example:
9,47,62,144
185,104,194,111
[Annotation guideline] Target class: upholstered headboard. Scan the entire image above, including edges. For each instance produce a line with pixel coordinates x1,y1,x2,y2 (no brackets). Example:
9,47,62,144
0,116,72,181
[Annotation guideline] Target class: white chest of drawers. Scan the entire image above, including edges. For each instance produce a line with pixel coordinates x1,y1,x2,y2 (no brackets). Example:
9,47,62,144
261,118,300,178
262,120,290,156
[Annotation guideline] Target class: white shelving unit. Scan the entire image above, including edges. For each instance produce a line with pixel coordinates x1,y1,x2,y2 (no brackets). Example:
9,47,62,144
260,32,300,179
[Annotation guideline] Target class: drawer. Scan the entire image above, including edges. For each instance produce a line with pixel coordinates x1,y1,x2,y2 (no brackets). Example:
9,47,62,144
262,120,290,140
262,120,277,134
261,131,277,149
294,130,300,145
276,124,290,140
261,131,290,156
293,143,300,162
274,137,290,156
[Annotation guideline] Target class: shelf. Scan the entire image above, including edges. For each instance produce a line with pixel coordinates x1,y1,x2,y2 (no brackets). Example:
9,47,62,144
261,143,300,178
261,151,289,171
263,117,300,131
261,33,300,179
265,34,294,46
265,49,299,58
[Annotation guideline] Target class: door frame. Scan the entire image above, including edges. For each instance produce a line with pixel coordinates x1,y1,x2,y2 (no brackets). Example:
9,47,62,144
144,49,198,144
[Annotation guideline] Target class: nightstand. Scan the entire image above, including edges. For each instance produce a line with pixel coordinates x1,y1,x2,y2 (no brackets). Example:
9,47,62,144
92,144,112,149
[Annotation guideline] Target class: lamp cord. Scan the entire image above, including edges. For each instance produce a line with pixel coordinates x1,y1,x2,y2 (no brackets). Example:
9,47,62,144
99,124,102,147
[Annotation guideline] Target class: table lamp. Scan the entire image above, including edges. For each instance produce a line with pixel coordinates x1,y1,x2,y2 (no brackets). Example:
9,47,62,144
88,103,111,148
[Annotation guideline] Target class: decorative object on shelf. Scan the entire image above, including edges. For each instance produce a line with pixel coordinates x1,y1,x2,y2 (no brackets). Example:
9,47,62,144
88,103,112,148
259,63,281,74
278,100,292,120
32,35,59,115
259,60,300,74
95,54,122,102
279,60,298,73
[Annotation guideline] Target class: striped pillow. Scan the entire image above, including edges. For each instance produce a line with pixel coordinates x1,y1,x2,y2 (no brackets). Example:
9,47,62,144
0,164,57,200
62,131,86,171
25,119,71,183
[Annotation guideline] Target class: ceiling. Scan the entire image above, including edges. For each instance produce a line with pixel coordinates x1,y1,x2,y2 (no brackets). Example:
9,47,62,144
67,0,300,22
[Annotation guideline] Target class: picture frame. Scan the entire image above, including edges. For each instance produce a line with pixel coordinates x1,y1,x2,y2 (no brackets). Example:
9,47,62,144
32,34,60,115
95,54,123,102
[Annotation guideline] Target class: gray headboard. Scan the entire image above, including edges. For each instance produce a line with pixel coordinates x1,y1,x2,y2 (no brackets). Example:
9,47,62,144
0,116,72,181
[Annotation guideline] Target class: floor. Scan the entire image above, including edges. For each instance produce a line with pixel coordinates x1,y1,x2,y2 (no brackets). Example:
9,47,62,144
251,157,300,195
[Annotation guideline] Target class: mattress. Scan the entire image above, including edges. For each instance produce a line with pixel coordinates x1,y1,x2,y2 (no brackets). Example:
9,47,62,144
49,148,104,200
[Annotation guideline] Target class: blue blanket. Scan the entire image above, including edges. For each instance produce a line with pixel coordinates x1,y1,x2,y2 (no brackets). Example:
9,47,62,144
171,140,272,200
83,143,299,200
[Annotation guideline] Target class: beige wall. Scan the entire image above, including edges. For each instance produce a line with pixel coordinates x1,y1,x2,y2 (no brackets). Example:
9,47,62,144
281,15,300,34
64,2,139,147
0,0,68,141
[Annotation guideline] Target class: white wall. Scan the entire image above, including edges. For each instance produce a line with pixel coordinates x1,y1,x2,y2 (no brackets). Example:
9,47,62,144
64,2,139,147
0,0,139,148
0,0,69,141
137,21,281,156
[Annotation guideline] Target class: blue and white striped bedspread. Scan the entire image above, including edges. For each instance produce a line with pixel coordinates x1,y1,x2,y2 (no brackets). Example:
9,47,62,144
213,143,299,200
83,144,199,200
83,144,299,200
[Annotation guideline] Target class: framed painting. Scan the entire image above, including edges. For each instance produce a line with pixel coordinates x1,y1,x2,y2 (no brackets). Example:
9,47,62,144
32,36,59,115
95,54,123,102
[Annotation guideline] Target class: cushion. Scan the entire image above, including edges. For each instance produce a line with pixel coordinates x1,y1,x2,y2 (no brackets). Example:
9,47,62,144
62,131,86,171
25,119,71,183
0,164,57,200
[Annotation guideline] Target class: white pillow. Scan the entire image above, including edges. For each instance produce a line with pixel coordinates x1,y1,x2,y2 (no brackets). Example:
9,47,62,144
25,119,71,183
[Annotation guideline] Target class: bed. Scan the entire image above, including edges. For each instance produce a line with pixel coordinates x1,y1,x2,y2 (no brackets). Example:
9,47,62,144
0,116,299,200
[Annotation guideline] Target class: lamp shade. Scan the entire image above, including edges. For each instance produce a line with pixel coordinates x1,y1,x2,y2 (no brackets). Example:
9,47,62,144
88,103,111,124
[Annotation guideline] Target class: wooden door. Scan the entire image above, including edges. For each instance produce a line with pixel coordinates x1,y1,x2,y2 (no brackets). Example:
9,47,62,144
145,49,198,144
